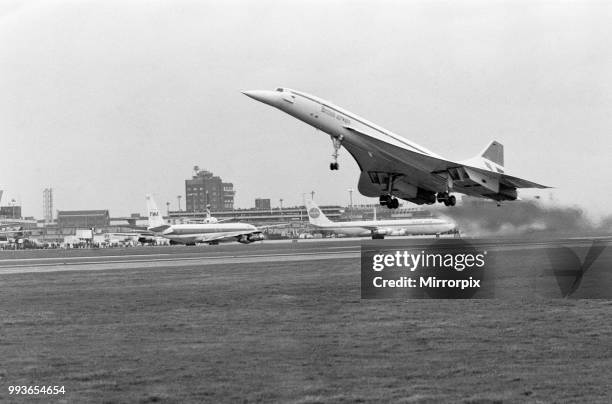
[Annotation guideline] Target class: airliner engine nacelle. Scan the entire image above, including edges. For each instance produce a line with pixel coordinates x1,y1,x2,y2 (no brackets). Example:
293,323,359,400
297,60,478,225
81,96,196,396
248,233,264,242
372,229,389,236
405,188,437,205
138,236,155,244
491,185,518,201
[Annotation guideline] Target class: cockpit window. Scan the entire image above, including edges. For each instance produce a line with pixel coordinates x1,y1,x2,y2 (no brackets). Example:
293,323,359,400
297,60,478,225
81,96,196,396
275,87,284,92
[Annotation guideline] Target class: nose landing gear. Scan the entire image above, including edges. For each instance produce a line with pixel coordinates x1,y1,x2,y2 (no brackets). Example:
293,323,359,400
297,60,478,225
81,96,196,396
329,135,343,170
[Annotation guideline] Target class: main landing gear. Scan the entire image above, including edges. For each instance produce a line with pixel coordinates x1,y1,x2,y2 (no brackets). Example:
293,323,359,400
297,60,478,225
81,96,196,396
437,192,456,206
379,173,400,209
380,194,399,209
329,135,343,170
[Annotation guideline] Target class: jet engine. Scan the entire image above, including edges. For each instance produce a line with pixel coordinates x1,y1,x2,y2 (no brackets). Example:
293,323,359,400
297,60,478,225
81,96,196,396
496,184,518,201
406,188,437,205
238,235,251,244
247,233,265,242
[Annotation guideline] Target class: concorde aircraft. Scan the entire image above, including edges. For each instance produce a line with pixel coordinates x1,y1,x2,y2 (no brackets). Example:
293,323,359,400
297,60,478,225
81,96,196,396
146,195,264,245
243,88,549,208
305,199,455,239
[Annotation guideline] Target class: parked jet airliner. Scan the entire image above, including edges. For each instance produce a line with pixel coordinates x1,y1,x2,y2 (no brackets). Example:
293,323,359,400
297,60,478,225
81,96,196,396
243,88,549,208
306,199,455,239
146,195,264,245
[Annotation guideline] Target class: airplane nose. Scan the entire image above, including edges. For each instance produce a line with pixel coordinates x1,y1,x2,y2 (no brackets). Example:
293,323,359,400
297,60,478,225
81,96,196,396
242,90,278,106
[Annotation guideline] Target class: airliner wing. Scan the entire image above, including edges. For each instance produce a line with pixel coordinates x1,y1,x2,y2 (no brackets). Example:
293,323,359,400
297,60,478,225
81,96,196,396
342,126,549,197
195,231,259,243
0,229,24,235
358,225,379,232
447,164,550,189
496,172,549,189
257,223,288,230
148,225,171,233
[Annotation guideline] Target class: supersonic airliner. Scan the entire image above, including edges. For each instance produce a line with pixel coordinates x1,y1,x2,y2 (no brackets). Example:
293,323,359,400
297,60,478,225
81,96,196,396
243,88,549,208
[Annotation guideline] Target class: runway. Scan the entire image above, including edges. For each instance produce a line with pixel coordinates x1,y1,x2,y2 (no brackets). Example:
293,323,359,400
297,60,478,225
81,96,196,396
1,236,609,275
0,241,360,274
1,236,612,402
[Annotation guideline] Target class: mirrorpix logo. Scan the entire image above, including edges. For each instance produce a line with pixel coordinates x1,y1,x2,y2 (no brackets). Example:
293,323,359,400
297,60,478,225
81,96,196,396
361,239,493,299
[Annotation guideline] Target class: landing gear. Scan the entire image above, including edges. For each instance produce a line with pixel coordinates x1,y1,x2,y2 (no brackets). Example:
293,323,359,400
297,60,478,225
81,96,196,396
379,194,399,209
329,135,343,170
378,174,400,209
372,234,385,240
437,192,456,207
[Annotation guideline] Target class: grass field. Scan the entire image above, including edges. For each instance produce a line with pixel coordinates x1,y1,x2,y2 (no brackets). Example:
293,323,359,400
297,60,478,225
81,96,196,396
1,255,612,403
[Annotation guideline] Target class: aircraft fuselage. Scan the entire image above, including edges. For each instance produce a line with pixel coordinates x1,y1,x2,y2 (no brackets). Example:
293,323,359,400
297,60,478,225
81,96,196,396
149,223,260,244
314,218,455,237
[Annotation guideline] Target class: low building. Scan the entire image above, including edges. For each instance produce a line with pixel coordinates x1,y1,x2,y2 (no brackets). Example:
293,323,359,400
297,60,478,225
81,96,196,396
57,210,110,229
255,198,271,210
168,205,343,226
0,205,22,219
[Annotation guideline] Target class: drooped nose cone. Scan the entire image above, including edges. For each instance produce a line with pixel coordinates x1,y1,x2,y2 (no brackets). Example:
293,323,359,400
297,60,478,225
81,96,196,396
242,90,279,107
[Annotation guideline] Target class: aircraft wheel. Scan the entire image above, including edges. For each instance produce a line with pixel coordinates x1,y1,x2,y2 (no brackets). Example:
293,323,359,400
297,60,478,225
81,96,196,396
379,194,391,206
329,162,339,170
448,195,456,206
386,198,398,209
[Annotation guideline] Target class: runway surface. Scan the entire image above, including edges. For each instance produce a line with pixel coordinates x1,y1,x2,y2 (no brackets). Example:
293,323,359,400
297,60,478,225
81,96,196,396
1,236,611,402
0,241,360,274
1,236,609,274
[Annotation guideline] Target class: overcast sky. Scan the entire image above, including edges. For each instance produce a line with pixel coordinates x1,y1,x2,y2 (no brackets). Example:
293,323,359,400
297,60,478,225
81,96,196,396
1,0,611,219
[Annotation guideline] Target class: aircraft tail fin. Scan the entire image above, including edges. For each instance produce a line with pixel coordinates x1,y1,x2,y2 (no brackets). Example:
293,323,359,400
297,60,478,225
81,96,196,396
146,195,166,229
305,199,333,227
479,141,504,167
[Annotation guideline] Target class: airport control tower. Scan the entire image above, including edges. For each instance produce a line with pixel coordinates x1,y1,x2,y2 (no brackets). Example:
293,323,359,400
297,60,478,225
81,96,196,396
185,167,235,212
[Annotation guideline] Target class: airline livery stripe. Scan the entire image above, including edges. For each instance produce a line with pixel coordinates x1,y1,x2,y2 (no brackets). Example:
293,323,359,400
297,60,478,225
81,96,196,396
169,228,255,235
